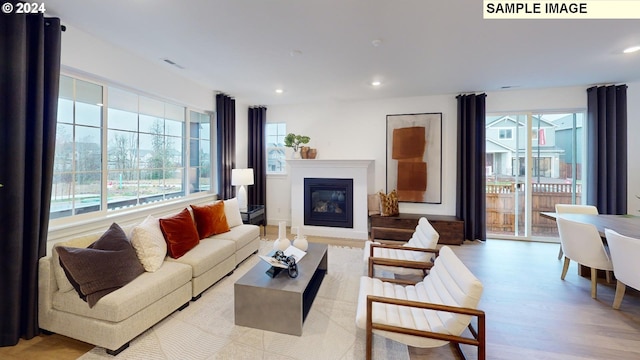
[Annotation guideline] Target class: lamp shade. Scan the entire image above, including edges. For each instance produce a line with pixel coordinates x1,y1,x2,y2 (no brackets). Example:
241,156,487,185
231,168,254,186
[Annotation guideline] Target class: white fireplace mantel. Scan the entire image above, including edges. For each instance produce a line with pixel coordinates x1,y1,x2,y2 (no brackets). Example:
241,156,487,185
288,159,374,240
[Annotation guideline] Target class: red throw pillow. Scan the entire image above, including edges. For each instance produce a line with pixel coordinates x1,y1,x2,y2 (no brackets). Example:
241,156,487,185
191,201,231,239
159,208,200,259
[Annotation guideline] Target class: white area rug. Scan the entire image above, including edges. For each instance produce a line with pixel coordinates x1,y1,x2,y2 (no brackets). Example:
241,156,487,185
79,241,409,359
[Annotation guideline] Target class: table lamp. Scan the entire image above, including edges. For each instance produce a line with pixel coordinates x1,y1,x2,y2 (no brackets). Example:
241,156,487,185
232,168,254,211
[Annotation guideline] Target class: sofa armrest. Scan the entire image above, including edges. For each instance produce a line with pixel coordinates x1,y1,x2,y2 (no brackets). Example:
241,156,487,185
38,256,56,326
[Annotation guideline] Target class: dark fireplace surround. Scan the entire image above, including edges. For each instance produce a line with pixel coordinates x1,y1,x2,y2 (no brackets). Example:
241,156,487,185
304,178,353,228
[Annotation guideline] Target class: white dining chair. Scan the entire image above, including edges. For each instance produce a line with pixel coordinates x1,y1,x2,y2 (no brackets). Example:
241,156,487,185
555,204,599,260
556,217,613,299
604,229,640,309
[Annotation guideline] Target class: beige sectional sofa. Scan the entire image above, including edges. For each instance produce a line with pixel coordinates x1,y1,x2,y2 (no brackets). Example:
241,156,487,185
38,201,260,355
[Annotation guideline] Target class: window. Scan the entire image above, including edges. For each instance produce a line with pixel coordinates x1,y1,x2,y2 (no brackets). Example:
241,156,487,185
51,74,212,220
266,123,286,174
499,128,513,139
107,87,185,209
52,76,103,218
189,110,211,193
486,111,586,239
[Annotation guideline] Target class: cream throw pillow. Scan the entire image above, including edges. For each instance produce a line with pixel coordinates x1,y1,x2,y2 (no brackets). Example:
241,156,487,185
130,215,167,272
224,198,244,228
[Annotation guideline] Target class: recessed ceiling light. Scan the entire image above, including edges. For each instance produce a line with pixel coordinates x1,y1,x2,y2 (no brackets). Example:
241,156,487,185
623,45,640,54
371,81,381,86
371,39,382,47
289,50,303,57
275,89,284,94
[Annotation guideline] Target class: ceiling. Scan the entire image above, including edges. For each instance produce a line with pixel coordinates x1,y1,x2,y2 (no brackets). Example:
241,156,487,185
45,0,640,106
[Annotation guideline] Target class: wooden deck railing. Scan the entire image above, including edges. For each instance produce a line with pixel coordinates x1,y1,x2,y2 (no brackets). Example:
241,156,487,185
486,183,582,237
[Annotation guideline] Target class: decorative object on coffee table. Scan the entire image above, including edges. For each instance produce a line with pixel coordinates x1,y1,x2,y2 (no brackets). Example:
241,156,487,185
293,234,308,251
274,221,290,251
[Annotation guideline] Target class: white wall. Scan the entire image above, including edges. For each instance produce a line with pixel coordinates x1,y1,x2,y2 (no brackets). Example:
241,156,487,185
264,85,640,225
59,25,640,223
60,25,214,111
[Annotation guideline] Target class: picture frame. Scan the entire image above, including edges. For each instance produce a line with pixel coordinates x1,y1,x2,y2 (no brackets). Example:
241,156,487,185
386,113,442,204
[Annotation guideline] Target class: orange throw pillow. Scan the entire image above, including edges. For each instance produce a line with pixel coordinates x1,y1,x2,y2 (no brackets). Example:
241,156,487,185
159,208,200,259
191,201,231,239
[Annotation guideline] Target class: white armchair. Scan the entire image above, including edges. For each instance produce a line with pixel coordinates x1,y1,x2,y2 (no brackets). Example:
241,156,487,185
555,204,598,260
356,246,485,360
556,217,613,299
604,229,640,309
364,217,439,278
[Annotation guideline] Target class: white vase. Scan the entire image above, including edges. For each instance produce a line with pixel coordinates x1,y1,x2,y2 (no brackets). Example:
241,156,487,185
274,221,290,250
291,148,301,159
274,237,291,251
293,235,308,251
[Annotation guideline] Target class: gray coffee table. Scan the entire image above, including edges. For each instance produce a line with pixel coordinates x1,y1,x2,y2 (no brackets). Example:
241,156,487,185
234,243,328,336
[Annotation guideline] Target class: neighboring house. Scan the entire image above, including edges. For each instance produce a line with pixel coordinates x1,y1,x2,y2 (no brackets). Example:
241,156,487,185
553,114,585,179
485,115,565,179
267,145,286,173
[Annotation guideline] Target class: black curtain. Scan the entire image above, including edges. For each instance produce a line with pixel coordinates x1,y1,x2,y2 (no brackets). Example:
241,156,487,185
586,85,627,215
216,94,236,200
248,107,267,215
0,12,62,346
456,94,487,241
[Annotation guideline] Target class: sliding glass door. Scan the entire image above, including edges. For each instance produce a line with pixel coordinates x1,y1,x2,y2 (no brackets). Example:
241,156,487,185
485,112,585,240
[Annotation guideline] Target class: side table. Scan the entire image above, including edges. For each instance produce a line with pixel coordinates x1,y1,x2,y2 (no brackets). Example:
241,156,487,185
241,205,266,236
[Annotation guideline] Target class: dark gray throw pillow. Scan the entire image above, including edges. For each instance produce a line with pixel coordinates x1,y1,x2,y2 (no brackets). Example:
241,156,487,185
56,223,145,308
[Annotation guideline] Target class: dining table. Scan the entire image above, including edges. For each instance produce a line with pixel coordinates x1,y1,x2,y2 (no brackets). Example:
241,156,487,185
540,212,640,238
541,211,640,277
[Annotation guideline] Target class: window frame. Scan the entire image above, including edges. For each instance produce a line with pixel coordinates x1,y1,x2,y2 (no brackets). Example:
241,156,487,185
266,122,287,175
50,72,214,225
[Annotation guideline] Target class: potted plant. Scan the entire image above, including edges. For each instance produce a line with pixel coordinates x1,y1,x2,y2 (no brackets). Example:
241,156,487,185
284,133,310,158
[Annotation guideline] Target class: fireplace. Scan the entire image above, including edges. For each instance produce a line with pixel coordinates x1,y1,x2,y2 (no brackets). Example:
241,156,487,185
304,178,353,228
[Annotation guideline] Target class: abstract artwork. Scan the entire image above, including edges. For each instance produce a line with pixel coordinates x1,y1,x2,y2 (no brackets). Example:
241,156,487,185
386,113,442,204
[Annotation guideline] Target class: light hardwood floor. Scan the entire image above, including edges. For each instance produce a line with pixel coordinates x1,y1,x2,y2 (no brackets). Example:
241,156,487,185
2,226,639,359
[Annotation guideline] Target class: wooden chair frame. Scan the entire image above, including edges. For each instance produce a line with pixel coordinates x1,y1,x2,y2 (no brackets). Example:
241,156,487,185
364,249,485,359
365,295,486,360
368,245,438,282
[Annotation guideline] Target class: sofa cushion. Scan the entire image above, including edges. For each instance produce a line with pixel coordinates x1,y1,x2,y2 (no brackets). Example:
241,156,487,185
191,201,230,239
167,238,236,277
52,261,192,322
130,215,167,272
210,224,260,251
56,223,145,308
52,233,102,293
224,198,244,228
159,208,200,259
368,194,381,216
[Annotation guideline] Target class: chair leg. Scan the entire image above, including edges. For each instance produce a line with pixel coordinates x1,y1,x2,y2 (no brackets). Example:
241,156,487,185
605,270,612,284
590,267,597,299
613,280,626,309
366,328,373,360
557,245,563,260
561,257,570,280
